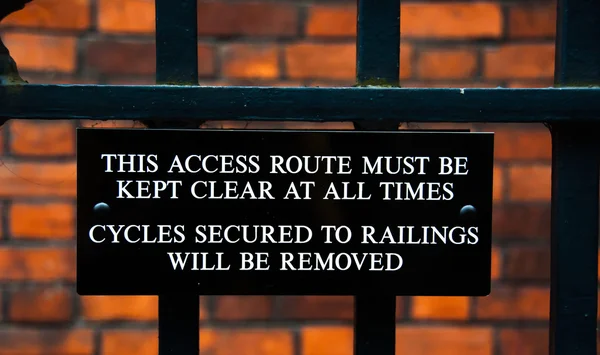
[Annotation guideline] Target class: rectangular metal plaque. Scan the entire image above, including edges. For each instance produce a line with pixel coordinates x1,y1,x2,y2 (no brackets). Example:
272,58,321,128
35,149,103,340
76,129,494,296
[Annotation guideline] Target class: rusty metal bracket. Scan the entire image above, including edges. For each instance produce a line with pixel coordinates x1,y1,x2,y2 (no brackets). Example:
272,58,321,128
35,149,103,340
0,0,31,85
0,0,33,127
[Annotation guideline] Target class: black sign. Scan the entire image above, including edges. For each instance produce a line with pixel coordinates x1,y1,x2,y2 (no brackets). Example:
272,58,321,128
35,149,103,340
76,129,494,296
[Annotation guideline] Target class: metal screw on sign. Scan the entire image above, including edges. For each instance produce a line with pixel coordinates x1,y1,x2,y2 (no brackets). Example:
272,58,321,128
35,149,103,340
93,202,110,215
459,205,477,221
93,203,110,224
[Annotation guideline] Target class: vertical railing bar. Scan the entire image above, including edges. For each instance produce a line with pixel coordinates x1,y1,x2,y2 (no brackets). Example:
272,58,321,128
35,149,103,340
549,0,600,353
353,1,399,355
156,0,199,85
355,1,400,87
155,1,200,355
353,0,400,132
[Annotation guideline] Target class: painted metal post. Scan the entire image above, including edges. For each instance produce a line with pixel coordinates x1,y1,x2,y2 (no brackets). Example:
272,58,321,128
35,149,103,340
154,1,200,354
353,1,400,355
549,0,600,353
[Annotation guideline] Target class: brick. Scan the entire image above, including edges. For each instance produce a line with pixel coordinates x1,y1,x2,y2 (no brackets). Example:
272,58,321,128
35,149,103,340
396,327,493,355
492,204,550,239
209,64,235,82
1,0,90,30
80,120,146,128
499,329,548,355
411,296,469,320
10,203,75,240
86,40,154,75
82,296,208,321
509,165,551,201
286,44,412,81
306,6,355,37
9,287,72,322
493,165,503,202
205,329,293,355
102,330,292,355
222,44,279,80
302,327,352,355
400,45,414,80
198,2,297,37
507,80,554,88
215,296,272,320
0,204,5,238
102,330,157,355
0,248,75,281
485,45,555,79
98,0,155,33
2,33,77,73
402,3,502,39
200,297,208,320
304,326,492,355
476,287,549,320
509,3,556,38
0,161,76,197
285,43,354,80
81,296,157,321
307,4,501,39
396,296,405,320
9,120,74,156
403,82,498,88
201,330,215,353
491,247,501,280
504,246,550,281
0,175,37,203
494,127,551,161
86,40,215,77
280,296,352,320
417,49,478,80
0,329,93,354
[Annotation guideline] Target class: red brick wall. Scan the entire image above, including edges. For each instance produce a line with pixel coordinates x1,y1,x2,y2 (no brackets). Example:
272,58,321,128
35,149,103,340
0,0,575,354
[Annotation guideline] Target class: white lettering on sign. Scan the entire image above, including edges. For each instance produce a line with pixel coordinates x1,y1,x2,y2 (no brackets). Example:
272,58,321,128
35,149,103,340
90,145,484,275
116,180,182,199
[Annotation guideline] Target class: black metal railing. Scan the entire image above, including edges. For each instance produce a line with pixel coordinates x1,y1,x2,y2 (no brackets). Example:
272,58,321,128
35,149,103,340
0,0,598,354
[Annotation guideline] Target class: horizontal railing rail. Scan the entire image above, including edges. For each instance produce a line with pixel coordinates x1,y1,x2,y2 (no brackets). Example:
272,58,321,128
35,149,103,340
2,86,600,122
